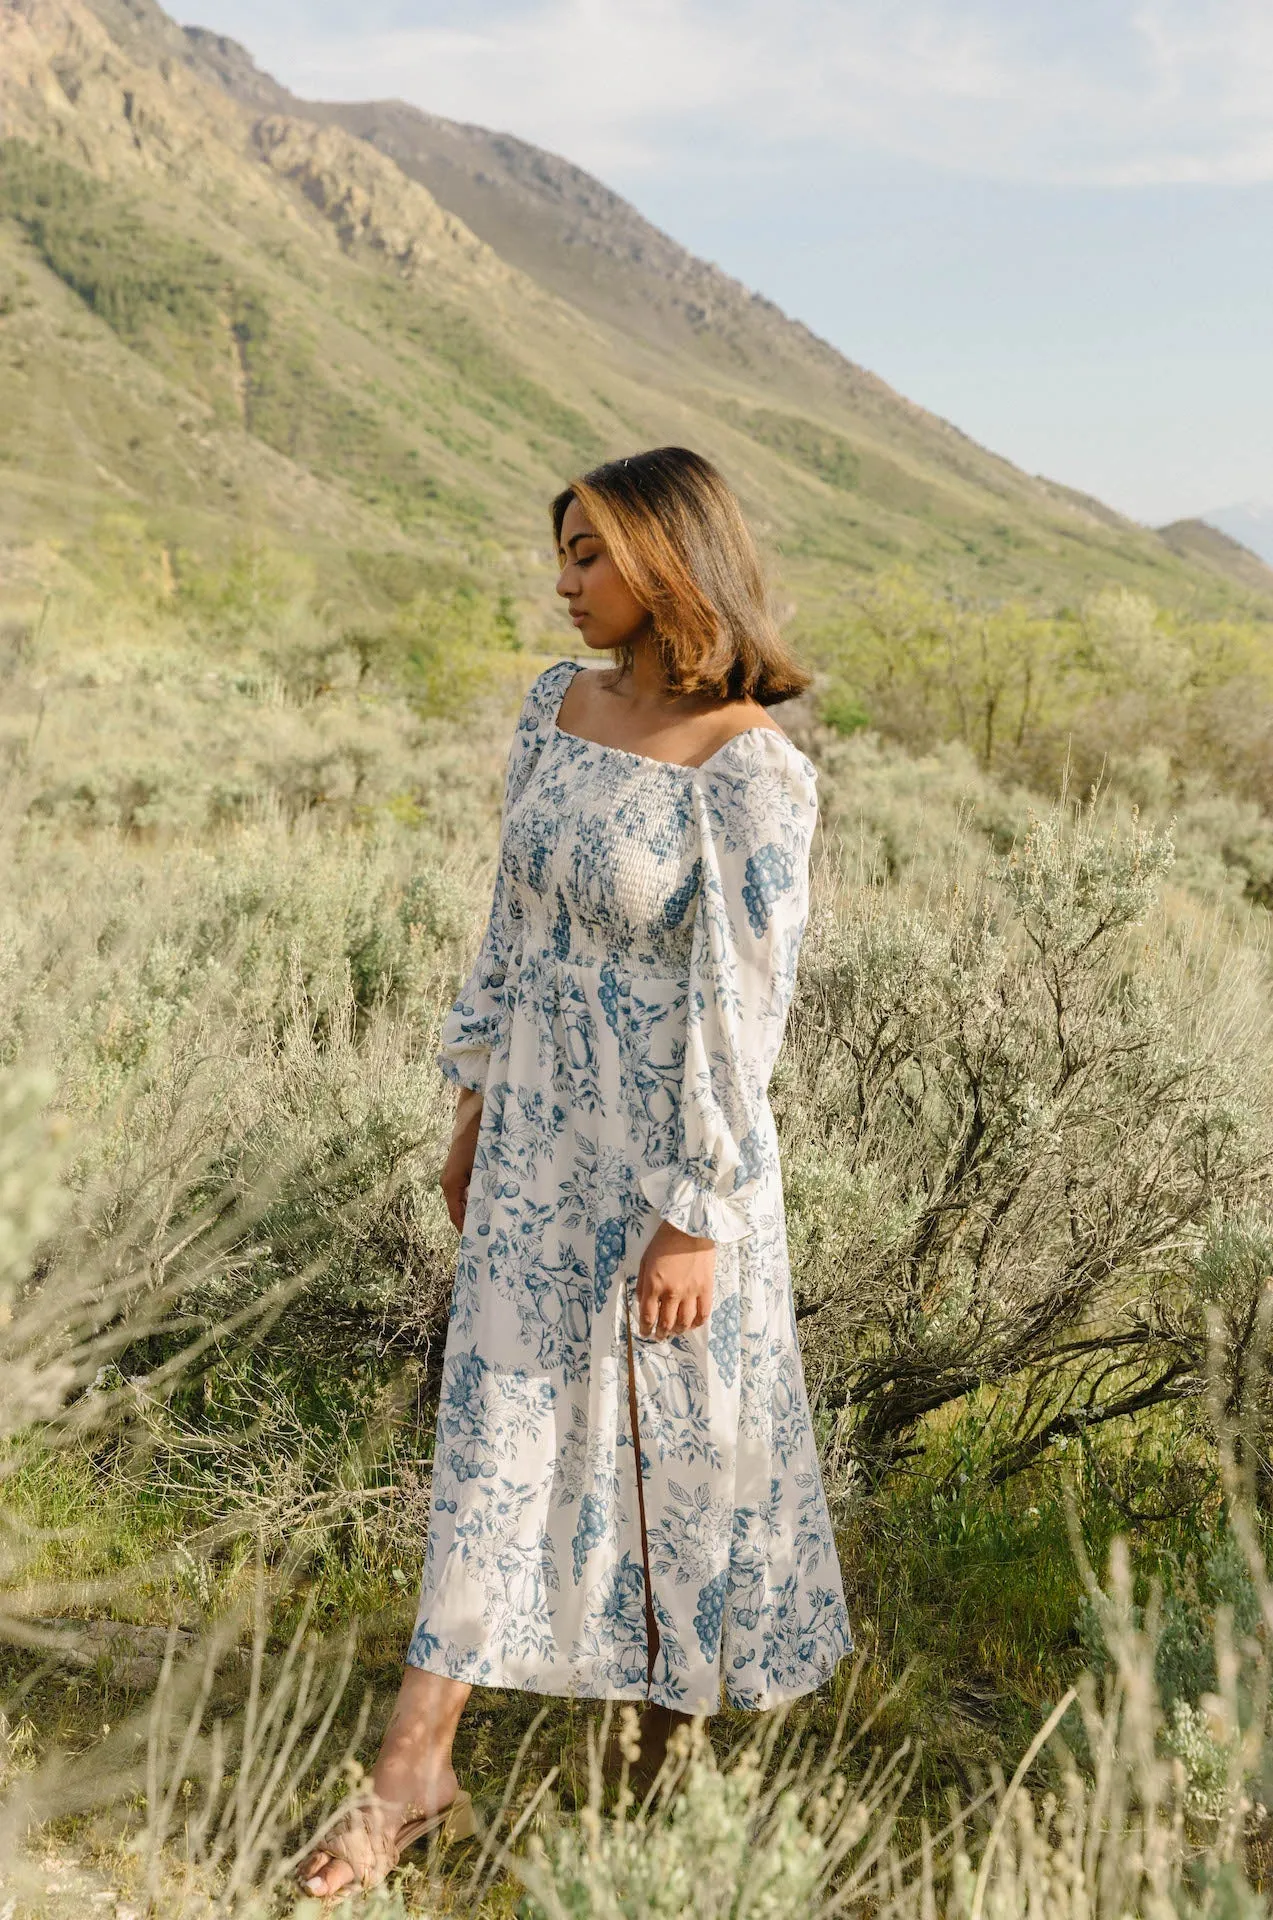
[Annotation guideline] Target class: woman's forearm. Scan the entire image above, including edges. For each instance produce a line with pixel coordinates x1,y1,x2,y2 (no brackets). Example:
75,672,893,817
450,1084,484,1144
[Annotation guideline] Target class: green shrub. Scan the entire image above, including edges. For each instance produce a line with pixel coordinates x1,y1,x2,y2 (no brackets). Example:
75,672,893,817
0,140,224,344
718,401,861,492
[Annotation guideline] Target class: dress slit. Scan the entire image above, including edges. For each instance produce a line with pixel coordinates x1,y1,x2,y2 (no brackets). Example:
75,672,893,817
623,1284,660,1696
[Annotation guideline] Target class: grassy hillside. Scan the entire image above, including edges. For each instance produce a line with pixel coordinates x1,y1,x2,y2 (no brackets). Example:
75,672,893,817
1158,516,1273,596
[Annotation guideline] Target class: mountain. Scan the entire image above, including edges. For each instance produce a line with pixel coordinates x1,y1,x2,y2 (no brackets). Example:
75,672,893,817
177,29,956,423
1201,503,1273,571
0,0,1269,646
1157,518,1273,597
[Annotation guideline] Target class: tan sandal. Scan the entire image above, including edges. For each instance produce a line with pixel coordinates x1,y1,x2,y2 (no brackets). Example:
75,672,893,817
395,1787,476,1855
297,1789,476,1896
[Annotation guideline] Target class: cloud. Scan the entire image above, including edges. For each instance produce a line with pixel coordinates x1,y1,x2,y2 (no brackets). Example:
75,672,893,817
231,0,1273,187
1119,0,1273,181
264,0,764,170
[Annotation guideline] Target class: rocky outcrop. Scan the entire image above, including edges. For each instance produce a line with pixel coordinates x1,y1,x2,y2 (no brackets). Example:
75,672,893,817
0,0,248,181
1,0,510,292
251,114,502,283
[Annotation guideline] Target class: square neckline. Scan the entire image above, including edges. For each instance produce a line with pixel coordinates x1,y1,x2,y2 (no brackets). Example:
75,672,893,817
548,659,796,777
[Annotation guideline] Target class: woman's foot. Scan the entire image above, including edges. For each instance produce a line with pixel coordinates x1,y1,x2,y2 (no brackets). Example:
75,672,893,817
296,1763,461,1897
298,1666,473,1897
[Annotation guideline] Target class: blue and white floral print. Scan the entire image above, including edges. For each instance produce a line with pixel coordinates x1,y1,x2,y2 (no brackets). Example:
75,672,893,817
408,659,850,1711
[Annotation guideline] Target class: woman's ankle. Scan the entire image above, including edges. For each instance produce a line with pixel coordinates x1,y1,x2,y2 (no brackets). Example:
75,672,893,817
371,1751,458,1815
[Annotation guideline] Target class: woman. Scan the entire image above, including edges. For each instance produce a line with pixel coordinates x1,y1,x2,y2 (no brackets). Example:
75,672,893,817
299,447,850,1896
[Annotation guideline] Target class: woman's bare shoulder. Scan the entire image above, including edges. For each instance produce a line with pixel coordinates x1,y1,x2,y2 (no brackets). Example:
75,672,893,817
695,701,790,761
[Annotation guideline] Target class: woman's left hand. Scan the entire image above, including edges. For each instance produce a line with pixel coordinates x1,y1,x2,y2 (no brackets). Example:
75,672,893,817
636,1222,716,1339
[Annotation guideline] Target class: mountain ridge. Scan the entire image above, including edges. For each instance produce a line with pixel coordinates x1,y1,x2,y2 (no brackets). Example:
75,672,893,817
1,0,1269,635
1201,503,1273,570
162,17,1273,607
1157,518,1273,596
178,24,925,407
82,0,1209,535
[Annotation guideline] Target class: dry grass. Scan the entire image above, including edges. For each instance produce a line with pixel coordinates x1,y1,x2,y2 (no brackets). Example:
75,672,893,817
4,620,1273,1912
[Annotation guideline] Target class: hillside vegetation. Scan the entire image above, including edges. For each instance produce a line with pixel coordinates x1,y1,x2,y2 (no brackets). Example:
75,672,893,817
7,612,1273,1913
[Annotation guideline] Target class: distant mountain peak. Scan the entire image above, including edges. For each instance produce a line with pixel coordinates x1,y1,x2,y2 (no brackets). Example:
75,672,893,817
1200,503,1273,570
1157,517,1273,595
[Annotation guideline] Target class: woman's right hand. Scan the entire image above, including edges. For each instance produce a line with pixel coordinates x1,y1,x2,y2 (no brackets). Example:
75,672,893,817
440,1087,484,1233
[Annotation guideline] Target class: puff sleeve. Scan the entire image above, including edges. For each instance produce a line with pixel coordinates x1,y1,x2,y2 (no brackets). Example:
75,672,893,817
638,730,818,1243
435,663,572,1093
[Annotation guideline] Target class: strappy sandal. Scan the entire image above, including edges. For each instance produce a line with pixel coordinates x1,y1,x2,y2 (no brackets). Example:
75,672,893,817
297,1789,476,1897
395,1788,476,1854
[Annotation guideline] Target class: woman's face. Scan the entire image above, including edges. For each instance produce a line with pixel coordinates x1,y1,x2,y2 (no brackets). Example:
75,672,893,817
555,496,649,653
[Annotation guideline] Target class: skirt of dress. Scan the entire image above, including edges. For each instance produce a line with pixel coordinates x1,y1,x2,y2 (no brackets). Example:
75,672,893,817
407,939,852,1713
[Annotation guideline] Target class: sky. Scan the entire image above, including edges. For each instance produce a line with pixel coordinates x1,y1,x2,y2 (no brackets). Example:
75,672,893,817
181,0,1273,529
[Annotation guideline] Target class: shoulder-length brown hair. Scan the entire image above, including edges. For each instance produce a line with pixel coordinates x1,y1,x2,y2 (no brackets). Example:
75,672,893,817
552,447,811,706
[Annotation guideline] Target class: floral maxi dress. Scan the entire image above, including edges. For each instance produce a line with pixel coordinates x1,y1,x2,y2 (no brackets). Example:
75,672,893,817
408,659,851,1712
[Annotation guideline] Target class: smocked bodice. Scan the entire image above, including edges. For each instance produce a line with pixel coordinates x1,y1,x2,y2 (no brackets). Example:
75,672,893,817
500,663,818,981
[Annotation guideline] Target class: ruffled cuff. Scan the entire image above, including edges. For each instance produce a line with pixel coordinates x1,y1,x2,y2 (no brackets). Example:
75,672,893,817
437,979,511,1094
437,1047,490,1095
638,1165,757,1245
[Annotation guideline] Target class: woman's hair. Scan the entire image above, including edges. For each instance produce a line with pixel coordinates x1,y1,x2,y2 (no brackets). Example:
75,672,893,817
552,447,811,705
